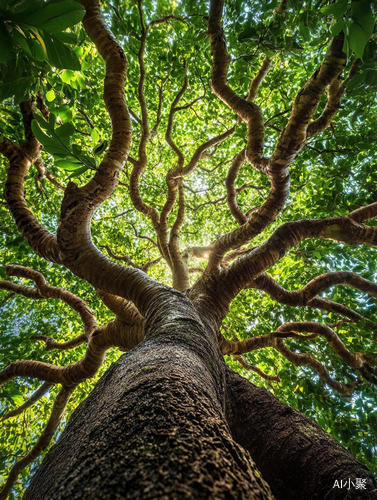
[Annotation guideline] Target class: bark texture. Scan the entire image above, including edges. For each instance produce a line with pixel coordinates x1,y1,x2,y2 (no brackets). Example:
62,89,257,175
25,295,273,500
225,368,377,500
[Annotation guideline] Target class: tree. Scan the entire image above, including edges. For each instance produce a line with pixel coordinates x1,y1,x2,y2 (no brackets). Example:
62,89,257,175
0,0,377,497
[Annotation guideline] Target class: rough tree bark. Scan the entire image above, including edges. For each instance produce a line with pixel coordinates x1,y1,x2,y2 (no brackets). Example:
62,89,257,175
24,292,377,499
24,291,274,500
2,0,377,497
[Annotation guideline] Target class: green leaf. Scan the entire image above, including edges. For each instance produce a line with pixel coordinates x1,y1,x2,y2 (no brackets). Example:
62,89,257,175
330,20,346,36
55,159,81,171
66,165,90,179
91,128,100,142
23,2,85,33
93,140,108,156
61,70,75,84
349,23,369,59
0,22,14,64
43,33,81,71
46,89,55,102
320,1,348,18
299,25,310,42
55,123,75,138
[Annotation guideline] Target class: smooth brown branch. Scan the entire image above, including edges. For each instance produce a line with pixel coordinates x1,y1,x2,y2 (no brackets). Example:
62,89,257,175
96,290,144,326
136,0,150,156
142,256,163,272
101,244,140,268
129,108,142,125
189,267,205,274
226,149,247,225
34,158,65,191
247,57,272,103
180,127,235,178
274,339,358,397
169,180,190,291
150,75,169,139
306,297,367,323
207,2,268,168
206,35,347,271
6,265,97,338
205,211,377,320
77,107,95,129
233,354,280,382
58,0,138,293
0,280,42,300
1,382,53,421
4,100,62,264
348,200,377,223
30,334,87,351
253,271,377,319
307,59,361,138
100,245,161,273
275,322,376,376
221,246,253,268
36,89,49,120
1,315,140,387
218,322,370,396
164,73,188,169
0,385,75,500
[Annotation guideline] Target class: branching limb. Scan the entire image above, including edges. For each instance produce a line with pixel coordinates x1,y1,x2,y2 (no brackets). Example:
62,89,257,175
0,280,42,300
207,4,268,168
100,245,161,273
0,385,75,500
247,56,272,103
219,321,374,396
1,382,53,421
205,210,377,321
206,11,347,269
34,158,65,191
30,334,87,351
56,1,163,312
307,59,361,138
6,265,97,338
169,180,190,291
150,75,168,139
226,149,247,224
252,271,377,322
3,100,62,263
233,354,280,382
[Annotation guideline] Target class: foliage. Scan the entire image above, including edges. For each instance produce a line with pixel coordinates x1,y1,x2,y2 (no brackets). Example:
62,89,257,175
0,0,377,497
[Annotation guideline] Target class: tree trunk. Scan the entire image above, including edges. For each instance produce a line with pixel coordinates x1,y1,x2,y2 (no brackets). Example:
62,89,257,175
225,369,377,499
25,293,273,500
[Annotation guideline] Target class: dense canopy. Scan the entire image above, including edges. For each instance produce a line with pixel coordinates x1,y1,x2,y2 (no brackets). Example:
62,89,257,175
0,0,377,497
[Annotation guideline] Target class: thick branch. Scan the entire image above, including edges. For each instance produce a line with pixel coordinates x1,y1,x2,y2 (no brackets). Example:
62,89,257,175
206,23,347,269
307,59,361,138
